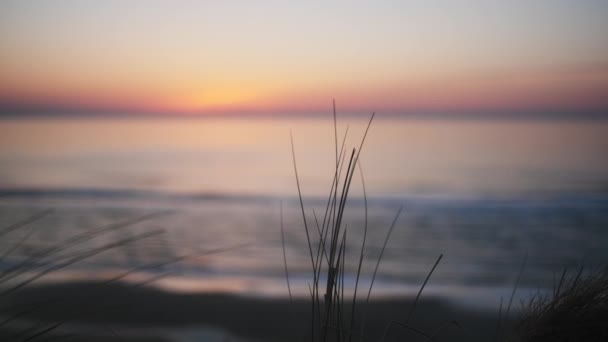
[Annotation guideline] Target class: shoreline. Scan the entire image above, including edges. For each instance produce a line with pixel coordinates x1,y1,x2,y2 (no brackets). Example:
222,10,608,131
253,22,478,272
1,280,518,342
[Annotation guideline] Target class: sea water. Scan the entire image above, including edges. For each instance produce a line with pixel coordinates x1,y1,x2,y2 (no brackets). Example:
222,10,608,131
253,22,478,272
1,116,607,311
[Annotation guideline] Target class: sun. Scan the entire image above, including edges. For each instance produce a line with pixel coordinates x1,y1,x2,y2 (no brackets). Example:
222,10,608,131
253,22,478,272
173,87,258,113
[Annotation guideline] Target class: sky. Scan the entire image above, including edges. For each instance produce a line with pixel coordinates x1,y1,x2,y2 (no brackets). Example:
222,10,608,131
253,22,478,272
1,0,607,117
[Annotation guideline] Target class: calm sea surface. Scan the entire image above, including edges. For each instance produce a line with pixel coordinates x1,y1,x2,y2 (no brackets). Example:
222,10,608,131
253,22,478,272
1,116,607,310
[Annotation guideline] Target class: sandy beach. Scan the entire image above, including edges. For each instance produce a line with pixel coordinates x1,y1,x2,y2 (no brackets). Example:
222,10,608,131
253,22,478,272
0,280,517,342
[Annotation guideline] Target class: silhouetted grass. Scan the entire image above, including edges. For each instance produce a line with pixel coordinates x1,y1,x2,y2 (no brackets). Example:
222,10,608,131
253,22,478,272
517,268,608,342
0,209,247,341
287,103,445,342
0,210,172,340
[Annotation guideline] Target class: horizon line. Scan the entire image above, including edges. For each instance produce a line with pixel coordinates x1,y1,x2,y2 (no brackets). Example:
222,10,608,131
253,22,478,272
1,108,607,121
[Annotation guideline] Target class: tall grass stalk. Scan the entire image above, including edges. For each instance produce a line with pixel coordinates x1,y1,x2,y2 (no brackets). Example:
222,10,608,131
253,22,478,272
288,103,425,342
379,253,444,341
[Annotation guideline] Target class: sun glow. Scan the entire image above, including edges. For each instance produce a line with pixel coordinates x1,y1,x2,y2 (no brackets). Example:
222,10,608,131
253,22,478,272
1,1,607,116
169,87,262,113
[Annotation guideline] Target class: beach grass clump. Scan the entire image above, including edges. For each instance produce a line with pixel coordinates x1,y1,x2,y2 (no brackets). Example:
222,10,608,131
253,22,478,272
288,103,382,341
287,102,443,342
517,268,608,342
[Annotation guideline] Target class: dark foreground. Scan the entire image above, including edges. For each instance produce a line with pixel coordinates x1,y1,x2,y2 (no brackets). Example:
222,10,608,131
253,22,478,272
0,281,515,342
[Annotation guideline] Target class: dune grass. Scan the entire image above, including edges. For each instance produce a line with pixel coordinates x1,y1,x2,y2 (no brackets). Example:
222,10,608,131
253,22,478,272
517,268,608,342
0,209,172,340
287,102,445,342
0,209,249,341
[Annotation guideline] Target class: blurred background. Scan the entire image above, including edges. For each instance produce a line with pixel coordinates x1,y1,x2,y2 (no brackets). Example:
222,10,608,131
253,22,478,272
1,1,607,341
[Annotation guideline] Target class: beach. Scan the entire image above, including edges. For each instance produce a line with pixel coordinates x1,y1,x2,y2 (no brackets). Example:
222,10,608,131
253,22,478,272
1,280,516,342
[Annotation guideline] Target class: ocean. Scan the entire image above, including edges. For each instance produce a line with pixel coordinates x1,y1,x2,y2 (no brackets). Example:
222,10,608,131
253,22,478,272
1,116,608,311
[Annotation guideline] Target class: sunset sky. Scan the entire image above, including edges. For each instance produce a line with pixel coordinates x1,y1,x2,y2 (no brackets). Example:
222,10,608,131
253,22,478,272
1,0,607,117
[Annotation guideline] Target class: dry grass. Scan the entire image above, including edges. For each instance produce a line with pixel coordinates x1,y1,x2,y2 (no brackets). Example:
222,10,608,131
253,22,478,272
517,268,608,342
0,208,251,341
288,102,378,342
0,209,170,340
287,102,444,342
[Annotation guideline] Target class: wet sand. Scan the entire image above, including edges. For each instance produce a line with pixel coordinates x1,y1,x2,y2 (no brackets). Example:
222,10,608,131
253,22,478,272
1,281,517,341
